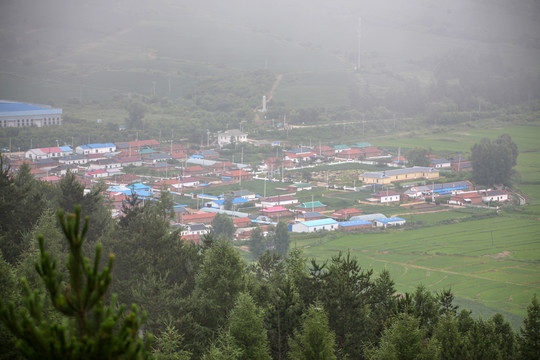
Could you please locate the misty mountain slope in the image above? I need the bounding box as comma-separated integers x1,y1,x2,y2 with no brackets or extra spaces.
0,0,538,108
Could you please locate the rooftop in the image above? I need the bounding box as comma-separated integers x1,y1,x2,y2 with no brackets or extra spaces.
375,217,406,223
78,143,116,149
219,129,246,136
262,206,289,212
350,213,387,222
361,166,437,179
296,201,326,209
339,219,372,227
0,100,62,116
300,218,338,227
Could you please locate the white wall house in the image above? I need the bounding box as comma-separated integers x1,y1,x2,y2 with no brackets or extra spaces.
260,195,299,208
76,143,116,155
373,217,406,228
290,218,338,233
181,224,210,237
431,159,451,168
217,129,247,147
25,146,73,160
59,154,87,165
372,190,400,203
482,190,510,202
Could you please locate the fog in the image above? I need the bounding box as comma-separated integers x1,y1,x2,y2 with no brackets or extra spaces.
0,0,539,104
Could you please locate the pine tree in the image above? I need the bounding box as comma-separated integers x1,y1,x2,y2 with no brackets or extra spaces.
0,206,152,359
211,213,235,241
273,221,290,257
228,292,271,360
365,313,439,360
152,323,192,360
518,295,540,359
202,329,243,360
249,227,267,259
288,303,337,360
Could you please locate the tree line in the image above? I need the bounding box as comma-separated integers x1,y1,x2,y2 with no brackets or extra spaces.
0,159,538,359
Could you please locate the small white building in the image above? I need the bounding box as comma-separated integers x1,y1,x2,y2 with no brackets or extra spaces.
482,190,510,203
290,218,338,233
217,129,247,147
260,195,299,208
181,224,210,237
372,190,401,203
430,158,451,169
88,159,122,171
76,143,116,155
85,169,109,178
373,217,406,228
59,154,87,165
25,146,73,160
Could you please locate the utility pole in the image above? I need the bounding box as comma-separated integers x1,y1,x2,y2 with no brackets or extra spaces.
362,120,365,137
326,170,329,190
241,146,244,164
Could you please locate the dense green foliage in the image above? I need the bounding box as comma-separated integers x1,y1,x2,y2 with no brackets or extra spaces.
471,134,519,186
0,173,539,359
406,148,431,167
0,207,151,359
210,213,235,241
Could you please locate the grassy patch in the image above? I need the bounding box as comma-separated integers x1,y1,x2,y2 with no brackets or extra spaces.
291,213,540,320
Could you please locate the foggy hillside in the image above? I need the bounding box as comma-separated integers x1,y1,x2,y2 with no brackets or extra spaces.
0,0,539,105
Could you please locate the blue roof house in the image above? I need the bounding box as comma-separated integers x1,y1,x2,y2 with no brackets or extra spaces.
290,218,338,233
373,217,406,228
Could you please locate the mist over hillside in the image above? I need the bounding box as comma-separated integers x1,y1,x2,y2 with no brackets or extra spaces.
1,0,539,106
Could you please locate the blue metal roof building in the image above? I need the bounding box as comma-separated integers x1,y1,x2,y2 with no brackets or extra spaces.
290,218,338,233
373,217,406,228
338,219,372,228
0,100,63,128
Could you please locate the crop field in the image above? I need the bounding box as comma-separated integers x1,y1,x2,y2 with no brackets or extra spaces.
292,214,540,328
287,123,540,328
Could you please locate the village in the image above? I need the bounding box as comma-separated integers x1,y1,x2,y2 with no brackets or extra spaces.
2,127,512,244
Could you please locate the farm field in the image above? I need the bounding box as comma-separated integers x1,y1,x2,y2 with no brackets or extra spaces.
287,123,540,328
291,214,540,328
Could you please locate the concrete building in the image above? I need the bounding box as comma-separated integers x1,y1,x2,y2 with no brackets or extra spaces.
289,218,339,233
338,219,372,231
373,217,406,228
217,129,247,147
76,143,116,155
0,100,62,128
371,190,401,203
260,195,299,208
359,166,439,185
25,146,73,160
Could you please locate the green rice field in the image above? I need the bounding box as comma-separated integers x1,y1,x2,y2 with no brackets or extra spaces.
292,214,540,328
290,124,540,328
